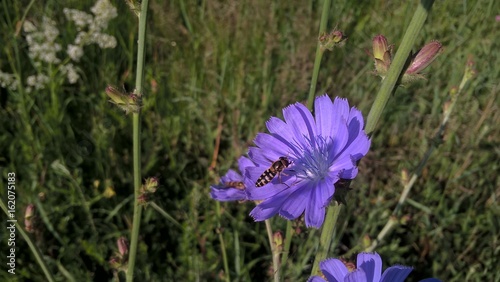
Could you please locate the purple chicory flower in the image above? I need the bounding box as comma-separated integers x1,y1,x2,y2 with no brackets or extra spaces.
308,253,441,282
210,156,254,201
245,95,370,228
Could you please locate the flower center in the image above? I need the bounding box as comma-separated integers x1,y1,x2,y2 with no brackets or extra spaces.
293,137,333,182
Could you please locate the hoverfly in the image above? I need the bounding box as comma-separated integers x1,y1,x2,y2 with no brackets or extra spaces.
224,181,245,190
255,156,291,187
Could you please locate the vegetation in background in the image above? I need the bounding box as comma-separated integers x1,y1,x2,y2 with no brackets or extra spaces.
0,0,498,281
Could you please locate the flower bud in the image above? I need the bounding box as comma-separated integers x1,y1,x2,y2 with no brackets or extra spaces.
371,35,393,78
273,231,283,252
464,55,477,81
319,29,347,51
400,215,411,225
406,41,443,74
401,169,409,186
444,86,459,100
117,237,129,257
330,30,346,44
362,234,371,248
125,0,141,17
109,257,121,269
143,177,159,193
138,193,149,205
372,35,389,61
103,186,116,198
339,258,356,272
24,204,36,233
105,85,141,114
38,192,46,202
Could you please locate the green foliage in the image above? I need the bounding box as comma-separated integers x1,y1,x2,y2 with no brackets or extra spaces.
1,0,499,281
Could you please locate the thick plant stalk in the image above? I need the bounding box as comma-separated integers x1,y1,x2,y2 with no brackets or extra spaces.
365,0,435,135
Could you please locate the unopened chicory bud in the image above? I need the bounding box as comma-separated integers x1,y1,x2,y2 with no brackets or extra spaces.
406,41,443,74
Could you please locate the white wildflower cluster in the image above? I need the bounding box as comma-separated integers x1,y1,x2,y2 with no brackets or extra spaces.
91,0,118,29
0,0,117,91
64,0,118,62
67,44,84,62
60,64,80,84
24,17,62,64
26,74,50,93
62,9,93,29
0,71,19,91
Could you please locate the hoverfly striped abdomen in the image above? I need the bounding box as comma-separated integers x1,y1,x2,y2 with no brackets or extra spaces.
255,156,291,187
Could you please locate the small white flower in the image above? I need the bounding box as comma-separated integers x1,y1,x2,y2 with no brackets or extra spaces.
25,16,61,64
61,64,80,84
91,0,118,28
67,44,84,62
63,8,92,29
92,33,117,49
23,20,36,32
42,17,60,42
65,0,118,57
26,75,37,86
0,71,19,90
26,74,49,90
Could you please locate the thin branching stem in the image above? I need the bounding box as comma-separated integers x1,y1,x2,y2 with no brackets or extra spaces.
126,0,149,281
279,220,293,282
150,202,183,230
311,202,341,276
307,0,349,276
0,201,55,281
265,219,281,282
306,0,331,109
215,201,231,282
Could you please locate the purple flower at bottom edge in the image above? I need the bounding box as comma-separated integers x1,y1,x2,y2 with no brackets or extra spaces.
210,156,254,201
245,95,371,228
308,253,441,282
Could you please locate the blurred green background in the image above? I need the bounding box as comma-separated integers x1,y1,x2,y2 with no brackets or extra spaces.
0,0,499,281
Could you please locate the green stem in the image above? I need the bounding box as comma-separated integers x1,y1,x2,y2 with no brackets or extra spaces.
311,202,342,276
265,219,280,282
365,0,435,135
365,60,472,252
150,202,183,230
0,201,55,281
215,201,231,282
126,1,149,281
279,220,293,282
306,0,331,109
